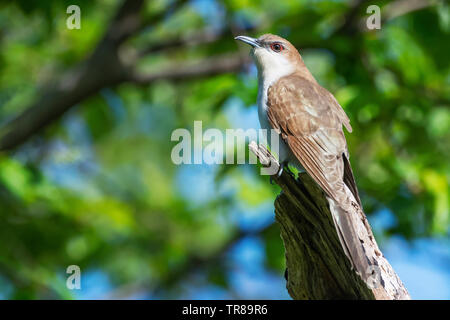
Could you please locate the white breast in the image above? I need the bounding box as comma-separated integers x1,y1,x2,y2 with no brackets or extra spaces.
254,57,305,171
256,56,294,127
255,54,296,164
257,80,271,132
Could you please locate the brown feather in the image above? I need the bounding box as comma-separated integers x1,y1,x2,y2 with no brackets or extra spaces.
266,73,371,277
266,75,349,205
343,154,362,207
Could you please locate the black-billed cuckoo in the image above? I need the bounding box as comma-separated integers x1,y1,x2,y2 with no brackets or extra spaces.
235,34,375,281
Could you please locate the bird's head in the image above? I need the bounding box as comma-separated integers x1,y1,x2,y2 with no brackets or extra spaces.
235,34,304,81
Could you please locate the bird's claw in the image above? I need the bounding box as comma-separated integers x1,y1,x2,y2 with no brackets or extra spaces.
270,162,287,184
277,162,285,178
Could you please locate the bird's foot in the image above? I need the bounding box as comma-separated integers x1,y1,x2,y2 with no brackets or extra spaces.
270,161,289,184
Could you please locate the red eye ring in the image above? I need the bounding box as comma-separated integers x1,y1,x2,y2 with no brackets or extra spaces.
270,42,284,52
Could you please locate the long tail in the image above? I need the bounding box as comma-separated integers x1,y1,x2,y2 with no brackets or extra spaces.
327,195,371,280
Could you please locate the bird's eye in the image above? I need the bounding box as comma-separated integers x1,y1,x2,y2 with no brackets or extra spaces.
270,42,284,52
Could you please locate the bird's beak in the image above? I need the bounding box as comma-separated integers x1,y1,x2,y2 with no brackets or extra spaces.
234,35,261,48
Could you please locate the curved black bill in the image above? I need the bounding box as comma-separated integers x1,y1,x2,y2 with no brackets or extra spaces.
234,35,261,48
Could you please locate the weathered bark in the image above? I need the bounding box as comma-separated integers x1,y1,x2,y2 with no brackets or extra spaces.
249,142,410,300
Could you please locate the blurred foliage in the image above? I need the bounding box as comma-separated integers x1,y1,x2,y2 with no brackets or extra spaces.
0,0,448,299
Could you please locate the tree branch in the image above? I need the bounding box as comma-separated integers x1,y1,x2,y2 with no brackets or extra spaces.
249,141,411,300
129,54,249,85
0,0,435,152
0,0,149,151
0,0,188,152
136,21,259,57
356,0,436,31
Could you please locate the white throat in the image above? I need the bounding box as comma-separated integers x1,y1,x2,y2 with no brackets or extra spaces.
255,54,294,129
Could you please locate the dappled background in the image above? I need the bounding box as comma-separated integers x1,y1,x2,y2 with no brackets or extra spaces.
0,0,449,299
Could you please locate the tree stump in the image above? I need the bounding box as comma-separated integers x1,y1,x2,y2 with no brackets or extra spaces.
249,141,410,300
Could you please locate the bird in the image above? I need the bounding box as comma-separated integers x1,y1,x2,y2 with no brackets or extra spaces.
235,34,375,282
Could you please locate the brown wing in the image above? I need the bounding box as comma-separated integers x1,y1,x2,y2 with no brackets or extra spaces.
267,75,374,277
267,75,352,205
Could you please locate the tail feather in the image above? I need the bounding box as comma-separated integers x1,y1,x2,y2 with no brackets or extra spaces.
342,154,362,207
327,196,371,280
